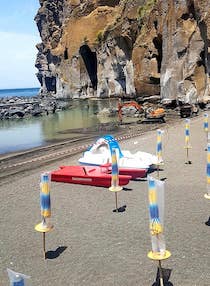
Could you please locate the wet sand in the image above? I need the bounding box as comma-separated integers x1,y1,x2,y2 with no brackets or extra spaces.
0,112,210,285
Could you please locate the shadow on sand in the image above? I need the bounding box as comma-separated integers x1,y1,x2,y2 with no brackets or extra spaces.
152,268,174,286
123,187,133,191
46,246,67,259
185,160,192,165
133,178,147,182
113,205,127,213
205,216,210,226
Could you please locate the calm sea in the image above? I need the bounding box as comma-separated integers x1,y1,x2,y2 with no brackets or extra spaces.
0,87,39,98
0,88,118,155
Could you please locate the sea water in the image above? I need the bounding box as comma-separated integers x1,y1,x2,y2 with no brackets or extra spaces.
0,89,118,155
0,87,39,98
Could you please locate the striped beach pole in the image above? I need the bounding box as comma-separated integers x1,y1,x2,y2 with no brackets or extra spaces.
109,148,122,212
147,176,171,286
204,144,210,199
7,268,30,286
40,172,51,218
184,118,192,164
204,113,208,149
156,129,163,178
35,172,53,259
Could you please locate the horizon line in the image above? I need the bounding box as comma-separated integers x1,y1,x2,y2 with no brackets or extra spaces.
0,87,40,91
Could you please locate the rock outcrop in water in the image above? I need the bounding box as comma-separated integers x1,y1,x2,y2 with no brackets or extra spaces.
0,97,70,120
35,0,210,105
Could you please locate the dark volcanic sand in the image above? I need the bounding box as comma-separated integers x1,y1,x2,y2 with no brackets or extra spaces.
0,112,210,285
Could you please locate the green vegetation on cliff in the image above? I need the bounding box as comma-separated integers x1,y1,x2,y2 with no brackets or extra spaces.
138,0,157,20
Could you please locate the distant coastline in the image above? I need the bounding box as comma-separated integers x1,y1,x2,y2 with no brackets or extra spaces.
0,87,40,98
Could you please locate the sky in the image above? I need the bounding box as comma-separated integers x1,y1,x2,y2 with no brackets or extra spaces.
0,1,41,89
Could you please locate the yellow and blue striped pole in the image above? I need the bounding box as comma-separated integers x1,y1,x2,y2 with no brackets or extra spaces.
40,172,51,219
148,177,163,237
147,176,166,254
156,129,163,178
204,144,210,199
185,118,190,147
204,113,208,148
147,176,171,286
109,148,122,212
35,172,53,259
7,269,30,286
184,118,192,164
204,113,208,132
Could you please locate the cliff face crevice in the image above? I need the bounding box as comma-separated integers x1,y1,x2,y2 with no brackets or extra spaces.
35,0,210,104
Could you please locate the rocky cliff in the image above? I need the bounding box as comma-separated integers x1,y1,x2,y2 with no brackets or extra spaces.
35,0,210,105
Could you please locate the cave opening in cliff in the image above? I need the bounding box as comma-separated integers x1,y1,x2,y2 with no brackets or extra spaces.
198,21,209,76
177,47,187,58
199,50,205,64
152,34,162,73
149,77,160,84
46,51,60,65
181,13,190,20
45,76,56,93
153,20,158,30
186,1,196,19
116,36,133,60
79,45,98,90
64,48,68,60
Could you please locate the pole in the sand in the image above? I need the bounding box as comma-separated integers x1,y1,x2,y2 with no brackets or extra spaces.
204,113,209,149
184,118,192,164
204,144,210,200
35,172,53,259
156,129,164,179
118,98,122,124
147,176,171,286
109,148,122,212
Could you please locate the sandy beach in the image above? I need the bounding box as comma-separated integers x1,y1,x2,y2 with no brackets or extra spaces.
0,112,210,285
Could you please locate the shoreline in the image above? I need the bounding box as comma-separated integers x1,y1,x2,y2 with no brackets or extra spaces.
0,109,183,183
0,101,206,185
